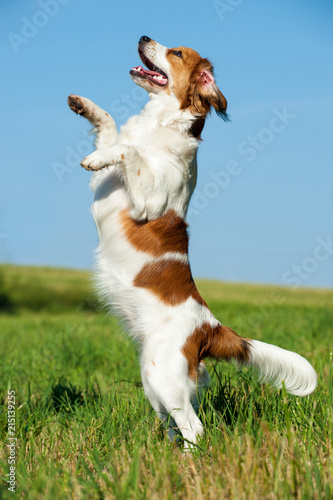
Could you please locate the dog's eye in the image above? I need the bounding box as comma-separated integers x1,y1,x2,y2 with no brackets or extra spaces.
172,50,183,58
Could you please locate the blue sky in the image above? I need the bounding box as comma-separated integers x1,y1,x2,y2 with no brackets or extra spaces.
1,0,332,288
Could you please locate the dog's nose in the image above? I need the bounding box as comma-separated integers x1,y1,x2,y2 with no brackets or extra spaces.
139,35,151,44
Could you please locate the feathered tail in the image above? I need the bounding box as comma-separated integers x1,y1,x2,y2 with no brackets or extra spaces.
247,339,317,396
191,323,317,396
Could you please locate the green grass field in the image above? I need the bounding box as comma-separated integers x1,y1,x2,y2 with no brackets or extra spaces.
0,264,332,499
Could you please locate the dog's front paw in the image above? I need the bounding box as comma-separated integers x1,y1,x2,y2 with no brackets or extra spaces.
81,150,114,172
68,95,88,116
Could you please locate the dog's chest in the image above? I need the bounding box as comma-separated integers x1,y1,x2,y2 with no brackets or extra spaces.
119,118,197,171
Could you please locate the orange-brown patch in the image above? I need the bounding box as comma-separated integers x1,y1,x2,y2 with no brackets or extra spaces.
120,209,189,257
166,47,227,135
121,154,125,160
182,323,250,378
137,169,141,176
134,260,207,307
166,47,204,111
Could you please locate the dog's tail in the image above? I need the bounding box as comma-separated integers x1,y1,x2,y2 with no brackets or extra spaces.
184,323,317,396
246,337,317,396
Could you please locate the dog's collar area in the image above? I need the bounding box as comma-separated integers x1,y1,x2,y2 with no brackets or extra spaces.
130,49,168,87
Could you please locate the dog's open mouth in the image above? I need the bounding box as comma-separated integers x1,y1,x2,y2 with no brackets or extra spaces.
130,49,168,87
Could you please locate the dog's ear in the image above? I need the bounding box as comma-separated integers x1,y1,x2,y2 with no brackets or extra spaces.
191,62,228,121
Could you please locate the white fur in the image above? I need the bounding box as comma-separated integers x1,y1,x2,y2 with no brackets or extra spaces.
89,93,198,221
69,37,317,449
248,340,317,396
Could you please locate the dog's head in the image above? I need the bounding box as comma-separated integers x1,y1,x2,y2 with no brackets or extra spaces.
130,36,228,129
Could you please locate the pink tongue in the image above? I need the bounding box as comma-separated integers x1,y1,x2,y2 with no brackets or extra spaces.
134,66,161,77
145,69,162,77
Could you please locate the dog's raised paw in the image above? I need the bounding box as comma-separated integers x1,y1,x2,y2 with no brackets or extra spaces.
81,151,112,172
81,158,99,171
68,95,86,115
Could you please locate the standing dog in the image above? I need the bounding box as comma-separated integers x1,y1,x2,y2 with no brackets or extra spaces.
68,36,317,448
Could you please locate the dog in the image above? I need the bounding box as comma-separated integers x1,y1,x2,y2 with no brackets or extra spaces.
68,36,317,448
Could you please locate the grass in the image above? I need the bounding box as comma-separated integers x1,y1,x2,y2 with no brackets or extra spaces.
0,263,332,499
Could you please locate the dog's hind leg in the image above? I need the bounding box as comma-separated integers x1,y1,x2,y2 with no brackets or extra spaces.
141,350,204,449
150,384,203,449
141,371,180,443
68,95,117,149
